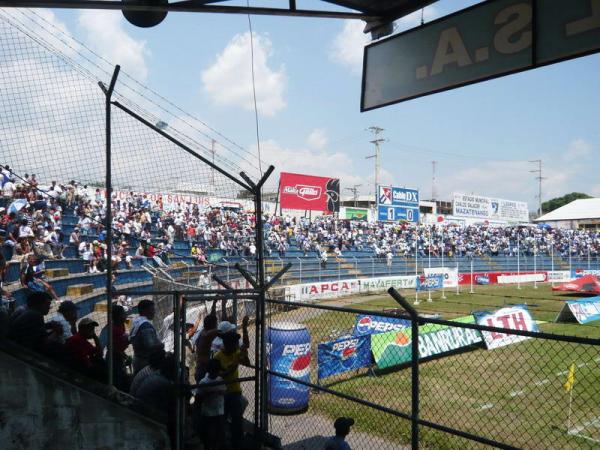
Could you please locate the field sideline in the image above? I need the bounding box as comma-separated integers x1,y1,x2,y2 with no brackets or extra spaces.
274,283,600,449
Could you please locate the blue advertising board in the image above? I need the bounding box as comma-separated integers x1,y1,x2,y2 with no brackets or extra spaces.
377,185,419,222
556,297,600,325
353,314,411,336
416,274,445,292
317,335,372,380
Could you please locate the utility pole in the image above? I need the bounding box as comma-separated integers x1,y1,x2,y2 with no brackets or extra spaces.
345,185,362,207
366,126,385,199
529,159,544,217
210,139,216,189
431,160,437,200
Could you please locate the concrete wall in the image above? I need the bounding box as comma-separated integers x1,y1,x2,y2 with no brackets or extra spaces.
0,345,170,450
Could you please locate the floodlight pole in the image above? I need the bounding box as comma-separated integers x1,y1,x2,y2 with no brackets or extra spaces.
99,64,120,388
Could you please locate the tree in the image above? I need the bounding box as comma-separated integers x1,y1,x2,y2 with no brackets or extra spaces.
541,192,592,214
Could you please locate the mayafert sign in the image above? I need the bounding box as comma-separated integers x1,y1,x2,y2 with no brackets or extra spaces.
371,316,483,369
473,305,538,350
362,0,600,110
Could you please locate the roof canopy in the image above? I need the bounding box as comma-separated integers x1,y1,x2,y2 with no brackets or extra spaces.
0,0,439,22
535,199,600,222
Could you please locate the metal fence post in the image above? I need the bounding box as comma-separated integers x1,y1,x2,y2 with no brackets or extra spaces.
371,256,375,277
388,288,419,450
173,292,182,450
298,257,302,284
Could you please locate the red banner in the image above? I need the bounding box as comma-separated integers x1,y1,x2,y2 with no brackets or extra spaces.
279,172,339,212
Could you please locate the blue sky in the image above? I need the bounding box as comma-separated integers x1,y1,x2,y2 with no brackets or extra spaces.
5,1,600,209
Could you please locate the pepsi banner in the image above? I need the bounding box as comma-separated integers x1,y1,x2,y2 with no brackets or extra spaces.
353,314,410,337
317,335,372,380
279,172,340,212
377,185,419,223
416,274,444,292
473,305,539,350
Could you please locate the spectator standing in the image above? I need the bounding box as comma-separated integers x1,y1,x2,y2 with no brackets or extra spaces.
65,318,105,381
99,304,131,392
214,316,250,449
130,299,163,373
196,358,225,450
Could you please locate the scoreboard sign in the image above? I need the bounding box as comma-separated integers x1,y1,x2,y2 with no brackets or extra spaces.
362,0,600,110
377,185,419,222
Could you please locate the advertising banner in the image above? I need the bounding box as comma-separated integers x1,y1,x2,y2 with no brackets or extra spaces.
352,314,411,337
286,280,359,302
556,297,600,325
424,267,459,288
453,193,529,223
547,271,573,282
497,273,547,284
359,275,417,293
279,172,340,212
344,207,368,221
473,306,539,350
377,185,419,223
362,0,600,110
371,316,482,369
572,269,600,278
317,335,372,379
459,271,548,286
416,274,445,291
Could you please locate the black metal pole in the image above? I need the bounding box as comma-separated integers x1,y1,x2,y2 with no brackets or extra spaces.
100,65,120,387
388,287,419,450
173,292,182,450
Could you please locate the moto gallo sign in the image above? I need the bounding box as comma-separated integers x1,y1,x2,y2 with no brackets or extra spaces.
371,316,483,369
473,306,539,350
279,172,340,212
362,0,600,110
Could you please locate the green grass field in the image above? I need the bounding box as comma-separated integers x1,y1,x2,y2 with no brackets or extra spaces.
274,283,600,449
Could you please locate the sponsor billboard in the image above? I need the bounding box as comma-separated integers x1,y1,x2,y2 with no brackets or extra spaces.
453,193,529,222
352,314,411,337
359,275,417,293
424,267,459,288
416,274,445,292
473,306,539,350
286,280,359,302
279,172,340,212
556,297,600,325
371,316,483,369
344,207,368,221
459,271,547,286
377,185,419,222
362,0,600,110
317,335,372,379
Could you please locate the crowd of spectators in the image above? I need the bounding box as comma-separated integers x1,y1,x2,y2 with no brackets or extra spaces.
2,164,600,281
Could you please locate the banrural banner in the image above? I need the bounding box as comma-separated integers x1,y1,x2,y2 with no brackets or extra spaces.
473,306,539,350
317,335,372,380
416,274,444,291
424,267,459,288
556,297,600,325
371,316,483,369
352,314,411,337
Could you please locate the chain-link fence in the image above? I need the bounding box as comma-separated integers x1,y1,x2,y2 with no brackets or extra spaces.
264,288,600,449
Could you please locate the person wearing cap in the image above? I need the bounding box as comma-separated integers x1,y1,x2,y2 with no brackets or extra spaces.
213,315,250,449
65,317,104,380
47,300,78,344
324,417,355,450
130,299,162,373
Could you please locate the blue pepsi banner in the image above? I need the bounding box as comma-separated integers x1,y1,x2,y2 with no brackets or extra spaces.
416,274,444,292
353,314,411,336
377,185,419,223
317,335,372,380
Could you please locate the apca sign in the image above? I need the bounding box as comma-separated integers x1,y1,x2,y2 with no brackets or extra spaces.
473,306,538,350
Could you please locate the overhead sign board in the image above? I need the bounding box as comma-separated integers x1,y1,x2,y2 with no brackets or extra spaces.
377,185,419,222
453,193,529,222
279,172,340,212
362,0,600,110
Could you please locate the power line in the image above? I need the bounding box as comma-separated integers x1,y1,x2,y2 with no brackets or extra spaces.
529,159,545,217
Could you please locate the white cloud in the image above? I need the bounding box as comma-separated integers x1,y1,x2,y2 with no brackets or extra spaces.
245,139,363,191
78,11,150,81
329,7,438,74
307,129,328,150
564,138,592,161
201,32,286,117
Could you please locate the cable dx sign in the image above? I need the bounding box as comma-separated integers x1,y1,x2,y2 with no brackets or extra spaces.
362,0,600,110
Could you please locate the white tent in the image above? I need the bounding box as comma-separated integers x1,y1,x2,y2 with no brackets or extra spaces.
535,198,600,228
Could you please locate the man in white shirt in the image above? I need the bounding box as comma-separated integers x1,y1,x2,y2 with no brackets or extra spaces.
2,178,16,198
47,300,78,344
196,358,226,450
